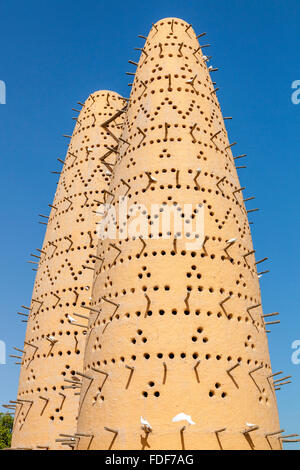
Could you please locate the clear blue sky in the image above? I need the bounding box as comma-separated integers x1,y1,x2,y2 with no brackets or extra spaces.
1,0,299,448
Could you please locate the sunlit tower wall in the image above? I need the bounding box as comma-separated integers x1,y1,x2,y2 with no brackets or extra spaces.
11,91,125,450
76,18,281,450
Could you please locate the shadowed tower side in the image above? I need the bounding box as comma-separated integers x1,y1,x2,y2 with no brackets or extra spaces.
11,91,125,450
76,18,281,450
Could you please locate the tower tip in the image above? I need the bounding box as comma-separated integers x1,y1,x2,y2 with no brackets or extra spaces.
84,90,124,106
152,17,191,27
146,18,197,43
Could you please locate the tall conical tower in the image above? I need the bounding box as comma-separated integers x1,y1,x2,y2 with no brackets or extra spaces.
76,18,281,450
11,90,125,450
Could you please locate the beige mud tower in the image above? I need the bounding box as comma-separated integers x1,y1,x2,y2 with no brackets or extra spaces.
76,18,281,450
11,91,125,450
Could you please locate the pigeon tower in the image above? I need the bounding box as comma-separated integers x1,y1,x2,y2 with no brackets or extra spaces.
75,19,281,450
11,91,126,450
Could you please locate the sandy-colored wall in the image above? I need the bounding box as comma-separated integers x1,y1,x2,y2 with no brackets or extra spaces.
11,91,125,449
76,18,281,450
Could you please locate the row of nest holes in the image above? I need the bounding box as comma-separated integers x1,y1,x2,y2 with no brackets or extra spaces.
100,253,254,274
87,354,267,367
